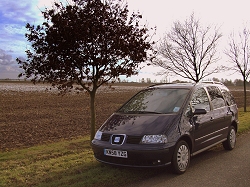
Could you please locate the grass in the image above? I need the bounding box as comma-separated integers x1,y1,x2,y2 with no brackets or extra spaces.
1,107,250,187
238,107,250,133
0,137,159,187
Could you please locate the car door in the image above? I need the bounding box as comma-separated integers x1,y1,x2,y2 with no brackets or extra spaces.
206,86,232,141
189,87,215,152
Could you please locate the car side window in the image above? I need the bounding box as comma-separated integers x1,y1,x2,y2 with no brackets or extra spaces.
206,86,226,109
221,89,236,106
190,88,211,112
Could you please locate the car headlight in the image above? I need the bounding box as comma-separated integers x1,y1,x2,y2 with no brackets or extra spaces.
141,135,168,144
94,130,103,140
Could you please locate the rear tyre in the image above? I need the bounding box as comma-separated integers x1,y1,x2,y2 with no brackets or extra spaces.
171,140,190,174
223,126,236,150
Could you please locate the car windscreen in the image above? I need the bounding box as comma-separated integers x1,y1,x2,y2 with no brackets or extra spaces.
118,88,190,114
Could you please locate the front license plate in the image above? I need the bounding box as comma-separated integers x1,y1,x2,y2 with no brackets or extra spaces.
104,149,128,158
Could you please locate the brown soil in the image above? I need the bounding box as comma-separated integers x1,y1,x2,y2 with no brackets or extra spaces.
0,88,138,151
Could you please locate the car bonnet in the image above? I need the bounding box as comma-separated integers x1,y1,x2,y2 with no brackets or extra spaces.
99,113,180,135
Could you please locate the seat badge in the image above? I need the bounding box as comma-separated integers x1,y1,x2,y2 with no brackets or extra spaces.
111,134,126,145
114,137,120,143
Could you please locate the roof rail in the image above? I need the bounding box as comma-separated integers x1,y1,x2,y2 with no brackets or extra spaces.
199,81,224,85
147,83,173,87
148,82,195,88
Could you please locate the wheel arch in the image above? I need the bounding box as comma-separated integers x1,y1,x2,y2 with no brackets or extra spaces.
178,135,193,153
231,120,238,132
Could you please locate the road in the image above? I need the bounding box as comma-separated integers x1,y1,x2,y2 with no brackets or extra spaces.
129,132,250,187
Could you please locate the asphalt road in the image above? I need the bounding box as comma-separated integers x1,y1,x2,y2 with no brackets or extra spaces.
129,132,250,187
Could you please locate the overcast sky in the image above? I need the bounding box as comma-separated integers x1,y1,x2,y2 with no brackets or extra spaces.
0,0,249,81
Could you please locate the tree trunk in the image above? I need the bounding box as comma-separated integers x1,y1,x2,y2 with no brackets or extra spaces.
243,78,247,112
90,90,96,141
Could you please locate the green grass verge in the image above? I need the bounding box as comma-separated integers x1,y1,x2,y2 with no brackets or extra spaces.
0,137,158,187
1,107,250,187
238,107,250,133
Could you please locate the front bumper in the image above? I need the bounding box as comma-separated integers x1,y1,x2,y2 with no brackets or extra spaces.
91,139,175,167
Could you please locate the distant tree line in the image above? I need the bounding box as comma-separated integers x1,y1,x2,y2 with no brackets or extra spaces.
135,77,250,87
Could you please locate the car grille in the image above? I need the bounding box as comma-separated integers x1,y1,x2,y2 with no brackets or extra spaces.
126,136,142,144
101,133,111,141
101,133,142,144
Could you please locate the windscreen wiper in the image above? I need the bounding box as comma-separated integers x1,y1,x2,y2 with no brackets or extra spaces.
123,111,163,114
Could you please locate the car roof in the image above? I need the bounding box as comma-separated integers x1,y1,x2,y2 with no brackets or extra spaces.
148,81,228,90
149,83,195,89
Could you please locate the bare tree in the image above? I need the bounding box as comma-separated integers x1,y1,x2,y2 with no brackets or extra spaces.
152,14,222,83
225,28,250,112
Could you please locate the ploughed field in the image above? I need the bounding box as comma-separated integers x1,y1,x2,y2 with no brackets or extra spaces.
0,82,249,151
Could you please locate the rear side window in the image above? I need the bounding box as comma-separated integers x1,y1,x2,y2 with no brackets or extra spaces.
221,89,236,106
206,86,226,109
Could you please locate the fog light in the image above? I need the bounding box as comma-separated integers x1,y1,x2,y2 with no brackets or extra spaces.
153,160,161,165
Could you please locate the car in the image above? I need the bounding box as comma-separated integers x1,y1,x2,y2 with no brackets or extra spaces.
91,82,239,174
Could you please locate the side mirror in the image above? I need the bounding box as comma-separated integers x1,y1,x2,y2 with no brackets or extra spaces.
193,108,207,115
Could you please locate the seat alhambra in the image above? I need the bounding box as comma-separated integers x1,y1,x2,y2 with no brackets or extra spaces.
91,82,238,174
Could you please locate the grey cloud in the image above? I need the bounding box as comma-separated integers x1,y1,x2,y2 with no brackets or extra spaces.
0,49,15,65
0,49,21,78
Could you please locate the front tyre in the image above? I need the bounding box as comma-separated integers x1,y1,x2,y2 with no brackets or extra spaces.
223,126,236,150
171,140,190,174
